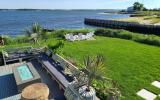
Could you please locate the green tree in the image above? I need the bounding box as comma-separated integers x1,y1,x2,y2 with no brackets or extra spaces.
133,2,144,11
48,41,64,54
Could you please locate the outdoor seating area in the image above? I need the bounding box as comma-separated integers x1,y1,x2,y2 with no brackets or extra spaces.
2,46,34,65
38,48,99,100
0,46,99,100
0,59,66,100
65,32,94,41
38,48,82,90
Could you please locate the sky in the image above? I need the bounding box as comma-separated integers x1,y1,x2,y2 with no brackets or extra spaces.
0,0,159,9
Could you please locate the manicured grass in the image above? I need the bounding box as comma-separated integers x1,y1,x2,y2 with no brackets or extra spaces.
1,35,160,99
57,36,160,100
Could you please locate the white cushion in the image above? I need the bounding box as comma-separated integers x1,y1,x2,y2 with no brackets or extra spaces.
52,54,59,61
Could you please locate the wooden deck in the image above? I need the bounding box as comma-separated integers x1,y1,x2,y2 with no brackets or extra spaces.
0,63,23,76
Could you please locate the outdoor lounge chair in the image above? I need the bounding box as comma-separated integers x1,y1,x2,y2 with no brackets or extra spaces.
74,35,79,41
69,34,76,41
65,34,71,40
78,33,84,40
38,52,74,90
2,47,34,65
52,54,59,62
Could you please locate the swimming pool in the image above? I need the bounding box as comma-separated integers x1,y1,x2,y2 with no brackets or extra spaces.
17,65,33,81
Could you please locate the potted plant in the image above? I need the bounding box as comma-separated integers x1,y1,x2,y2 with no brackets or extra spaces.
81,54,121,100
80,54,106,99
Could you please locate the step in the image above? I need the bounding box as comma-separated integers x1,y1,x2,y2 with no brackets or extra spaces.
137,89,157,100
152,81,160,89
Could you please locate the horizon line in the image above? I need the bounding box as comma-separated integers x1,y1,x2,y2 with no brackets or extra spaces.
0,8,124,10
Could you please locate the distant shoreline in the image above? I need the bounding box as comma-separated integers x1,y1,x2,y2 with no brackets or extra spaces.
0,9,121,11
115,12,160,25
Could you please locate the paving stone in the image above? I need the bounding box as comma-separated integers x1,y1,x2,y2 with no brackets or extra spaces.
152,81,160,89
137,89,157,100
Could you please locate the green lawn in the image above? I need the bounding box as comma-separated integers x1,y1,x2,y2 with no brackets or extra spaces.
1,36,160,99
57,36,160,100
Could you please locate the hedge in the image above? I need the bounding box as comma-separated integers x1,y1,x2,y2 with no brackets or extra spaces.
95,28,160,46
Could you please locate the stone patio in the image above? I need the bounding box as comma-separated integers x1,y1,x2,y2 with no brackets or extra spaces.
152,81,160,89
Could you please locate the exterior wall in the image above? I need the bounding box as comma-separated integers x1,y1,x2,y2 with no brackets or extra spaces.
127,6,134,12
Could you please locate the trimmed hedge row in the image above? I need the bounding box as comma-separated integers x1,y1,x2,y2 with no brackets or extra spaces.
95,28,160,46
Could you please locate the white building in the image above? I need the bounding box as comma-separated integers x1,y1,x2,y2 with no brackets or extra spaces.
127,6,134,12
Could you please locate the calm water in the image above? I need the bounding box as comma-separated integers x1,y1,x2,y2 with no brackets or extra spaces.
0,10,129,36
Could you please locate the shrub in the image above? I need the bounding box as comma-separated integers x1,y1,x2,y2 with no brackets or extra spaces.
13,36,29,43
93,80,121,100
132,34,160,46
95,28,160,46
2,36,13,45
48,41,64,53
116,30,133,39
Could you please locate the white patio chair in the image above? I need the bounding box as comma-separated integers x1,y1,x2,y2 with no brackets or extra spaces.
74,35,79,41
79,33,86,40
65,34,71,40
69,34,76,41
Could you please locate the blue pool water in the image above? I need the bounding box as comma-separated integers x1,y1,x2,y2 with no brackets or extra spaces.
17,65,33,81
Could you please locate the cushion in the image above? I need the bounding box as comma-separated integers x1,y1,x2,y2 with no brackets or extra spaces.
59,60,67,69
52,54,59,62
